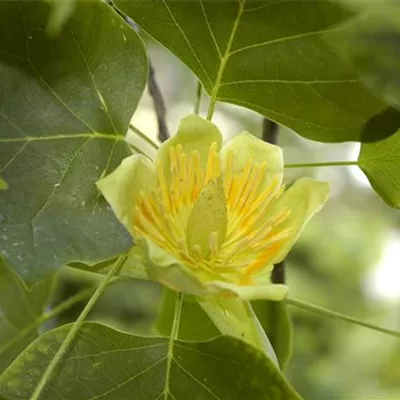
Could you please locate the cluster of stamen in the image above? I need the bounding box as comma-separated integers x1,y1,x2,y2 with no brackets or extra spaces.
134,143,292,285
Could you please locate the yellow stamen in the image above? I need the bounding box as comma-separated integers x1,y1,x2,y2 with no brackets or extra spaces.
240,240,284,283
134,142,291,285
157,163,171,212
224,150,234,198
229,158,252,211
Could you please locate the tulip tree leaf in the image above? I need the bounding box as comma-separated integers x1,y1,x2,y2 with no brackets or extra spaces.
0,322,302,400
327,2,400,112
116,0,398,143
0,257,54,374
359,129,400,208
252,300,293,370
0,0,147,283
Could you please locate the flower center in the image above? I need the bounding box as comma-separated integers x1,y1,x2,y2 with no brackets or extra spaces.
134,143,291,284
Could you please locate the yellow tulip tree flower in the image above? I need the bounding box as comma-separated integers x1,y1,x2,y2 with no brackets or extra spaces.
97,115,329,301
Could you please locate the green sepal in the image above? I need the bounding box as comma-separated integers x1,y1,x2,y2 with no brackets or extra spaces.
197,296,279,366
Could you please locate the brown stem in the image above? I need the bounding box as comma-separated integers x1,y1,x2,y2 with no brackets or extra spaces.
148,63,170,142
262,118,279,144
106,0,169,142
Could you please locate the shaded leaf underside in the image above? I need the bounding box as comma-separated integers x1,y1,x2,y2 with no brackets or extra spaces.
0,0,147,282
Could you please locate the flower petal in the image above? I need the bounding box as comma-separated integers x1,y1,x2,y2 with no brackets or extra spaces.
155,114,223,185
267,177,330,264
206,281,288,301
221,131,284,192
96,154,157,234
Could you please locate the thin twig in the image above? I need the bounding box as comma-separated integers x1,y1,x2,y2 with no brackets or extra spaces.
287,298,400,339
129,123,159,150
106,0,139,32
194,81,202,115
148,62,170,142
262,118,285,284
106,0,169,142
262,118,279,144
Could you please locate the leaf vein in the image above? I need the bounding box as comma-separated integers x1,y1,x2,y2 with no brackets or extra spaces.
219,97,348,131
28,62,98,134
0,141,28,173
161,0,213,87
307,81,366,123
174,342,263,374
199,0,222,59
69,27,118,134
0,133,124,143
172,359,221,400
30,137,92,226
229,28,336,56
220,78,359,86
243,0,292,13
86,356,167,400
207,0,246,118
28,342,167,366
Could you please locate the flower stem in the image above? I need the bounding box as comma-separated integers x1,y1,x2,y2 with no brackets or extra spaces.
284,161,359,169
129,124,159,149
148,62,170,142
171,292,183,340
286,298,400,339
29,254,128,400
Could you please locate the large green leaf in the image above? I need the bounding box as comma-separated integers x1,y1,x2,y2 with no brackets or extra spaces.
0,0,147,283
252,300,293,370
328,2,400,112
0,257,54,374
0,322,302,400
359,129,400,208
117,0,397,142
